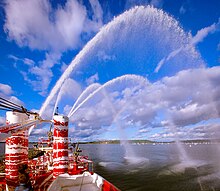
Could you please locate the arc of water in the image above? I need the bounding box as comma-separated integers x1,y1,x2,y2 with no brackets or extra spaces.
110,89,143,158
39,5,129,117
53,87,63,115
109,95,135,158
155,47,184,73
90,76,148,160
68,74,148,118
39,5,193,119
169,121,191,163
100,79,150,162
155,19,217,73
68,83,101,117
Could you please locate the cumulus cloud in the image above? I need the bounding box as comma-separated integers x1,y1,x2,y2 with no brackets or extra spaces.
97,51,116,62
20,52,61,96
60,63,69,73
31,67,220,141
8,55,35,67
0,83,23,106
192,18,220,45
149,122,219,141
0,83,13,96
29,125,53,141
86,73,99,85
66,76,148,140
4,0,103,51
71,96,114,128
30,127,48,136
4,0,103,95
68,67,220,141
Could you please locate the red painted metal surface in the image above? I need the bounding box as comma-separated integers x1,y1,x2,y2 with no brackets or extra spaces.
1,112,120,191
53,115,69,178
5,112,29,189
103,179,120,191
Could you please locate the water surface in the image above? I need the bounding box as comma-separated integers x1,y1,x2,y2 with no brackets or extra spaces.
1,143,220,190
80,144,220,191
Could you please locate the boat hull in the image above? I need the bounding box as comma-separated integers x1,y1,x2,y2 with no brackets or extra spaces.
48,171,120,191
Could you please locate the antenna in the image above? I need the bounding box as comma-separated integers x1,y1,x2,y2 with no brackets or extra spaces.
54,107,59,115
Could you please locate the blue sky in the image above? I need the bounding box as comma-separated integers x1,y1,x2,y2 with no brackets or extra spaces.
0,0,220,142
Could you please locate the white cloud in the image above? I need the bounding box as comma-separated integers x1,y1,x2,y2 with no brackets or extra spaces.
97,51,116,62
192,18,220,45
9,54,35,67
4,0,54,50
4,0,103,52
179,5,186,14
63,105,72,116
149,122,220,141
150,0,164,8
24,53,61,95
68,83,101,117
0,83,13,96
0,83,23,106
57,78,82,102
53,78,82,117
12,52,61,96
60,62,68,73
160,67,220,126
37,78,82,119
31,128,48,136
29,125,52,140
86,73,99,85
155,18,220,72
139,128,149,133
8,55,19,62
87,0,103,31
4,0,103,95
23,58,35,66
68,67,220,140
125,0,164,9
170,103,216,127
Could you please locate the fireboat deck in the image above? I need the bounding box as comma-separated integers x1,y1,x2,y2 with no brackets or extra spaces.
48,172,103,191
0,98,120,190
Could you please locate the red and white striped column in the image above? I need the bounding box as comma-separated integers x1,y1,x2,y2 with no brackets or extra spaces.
53,115,69,178
5,111,29,186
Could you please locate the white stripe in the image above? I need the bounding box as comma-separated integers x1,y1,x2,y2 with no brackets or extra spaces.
5,148,28,154
53,157,68,162
53,149,68,152
53,137,68,141
54,165,69,169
